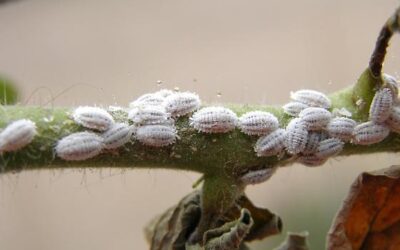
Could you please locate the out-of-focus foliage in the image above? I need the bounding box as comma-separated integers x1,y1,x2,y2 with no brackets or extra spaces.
0,76,18,105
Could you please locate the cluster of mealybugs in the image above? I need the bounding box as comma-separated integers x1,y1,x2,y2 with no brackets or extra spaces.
0,119,37,153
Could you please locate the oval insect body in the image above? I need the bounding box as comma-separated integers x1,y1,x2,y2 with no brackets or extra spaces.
56,131,104,161
136,125,177,147
352,121,390,145
299,107,332,130
163,91,201,117
285,118,308,155
0,119,37,153
128,106,170,125
254,128,286,157
387,105,400,133
283,102,309,117
302,131,328,154
290,89,331,109
383,74,399,99
239,168,277,185
298,154,327,167
239,111,279,136
72,106,114,131
129,93,164,108
327,117,357,141
190,107,238,133
102,123,134,149
315,138,344,158
369,88,393,123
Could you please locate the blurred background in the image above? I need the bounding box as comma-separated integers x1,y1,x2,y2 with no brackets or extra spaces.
1,0,400,249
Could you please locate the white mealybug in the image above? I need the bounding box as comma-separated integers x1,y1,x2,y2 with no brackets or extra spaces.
327,117,357,142
387,105,400,133
254,128,286,157
163,92,201,117
299,107,332,130
298,154,327,167
0,119,37,153
352,121,390,145
302,131,328,154
72,106,114,131
239,168,277,185
190,107,238,133
283,102,309,117
56,131,104,161
128,106,170,125
315,138,344,158
290,89,331,109
369,88,393,123
383,74,399,100
285,118,308,155
136,125,177,147
239,111,279,136
129,93,164,108
102,123,134,149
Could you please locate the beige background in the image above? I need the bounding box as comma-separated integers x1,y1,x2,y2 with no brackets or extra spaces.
1,0,400,249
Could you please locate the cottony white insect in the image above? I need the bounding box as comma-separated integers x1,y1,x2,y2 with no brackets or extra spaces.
0,119,37,153
163,92,201,117
128,106,170,125
383,74,399,99
129,93,164,108
302,131,328,154
136,125,177,147
387,105,400,133
102,123,134,149
190,107,238,133
299,107,332,130
239,168,277,185
290,89,331,109
369,88,393,123
239,111,279,136
282,102,309,117
254,128,286,157
285,118,308,155
315,138,344,158
72,106,114,131
352,121,390,145
56,131,104,161
297,154,327,167
327,117,357,141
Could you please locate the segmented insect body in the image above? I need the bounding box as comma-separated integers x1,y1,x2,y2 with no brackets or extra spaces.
129,93,164,108
302,131,328,154
352,121,390,145
369,88,393,123
290,89,331,109
283,102,309,117
136,125,177,147
163,92,201,117
0,119,37,153
315,138,344,158
190,107,238,133
298,154,327,167
239,111,279,135
299,107,332,130
254,128,286,157
128,106,170,125
285,118,308,155
327,117,357,141
239,168,277,185
102,123,134,149
387,105,400,133
383,74,399,99
72,106,114,131
56,132,104,161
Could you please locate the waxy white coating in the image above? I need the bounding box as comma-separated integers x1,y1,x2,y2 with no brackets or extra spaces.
283,102,309,117
163,92,200,117
302,131,328,154
327,117,357,141
72,106,114,131
315,138,344,158
239,168,277,185
0,119,37,153
285,118,308,155
387,105,400,133
190,107,238,133
136,125,177,147
299,107,332,130
369,88,393,123
102,123,134,149
298,154,327,167
290,89,331,109
129,93,164,108
254,128,286,157
56,131,104,161
239,111,279,136
128,106,170,125
352,121,390,145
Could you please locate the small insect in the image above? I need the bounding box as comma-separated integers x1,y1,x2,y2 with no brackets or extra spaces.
290,89,331,109
297,154,327,167
387,105,400,133
239,168,277,185
102,123,134,149
55,131,104,161
352,121,390,145
369,88,393,123
190,107,238,133
285,118,308,155
72,106,114,131
128,106,170,125
383,74,399,100
136,125,177,147
302,131,328,154
129,93,165,108
163,91,201,117
0,119,37,153
327,117,357,141
282,102,309,117
238,111,279,136
254,128,286,157
299,107,332,130
315,138,344,158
